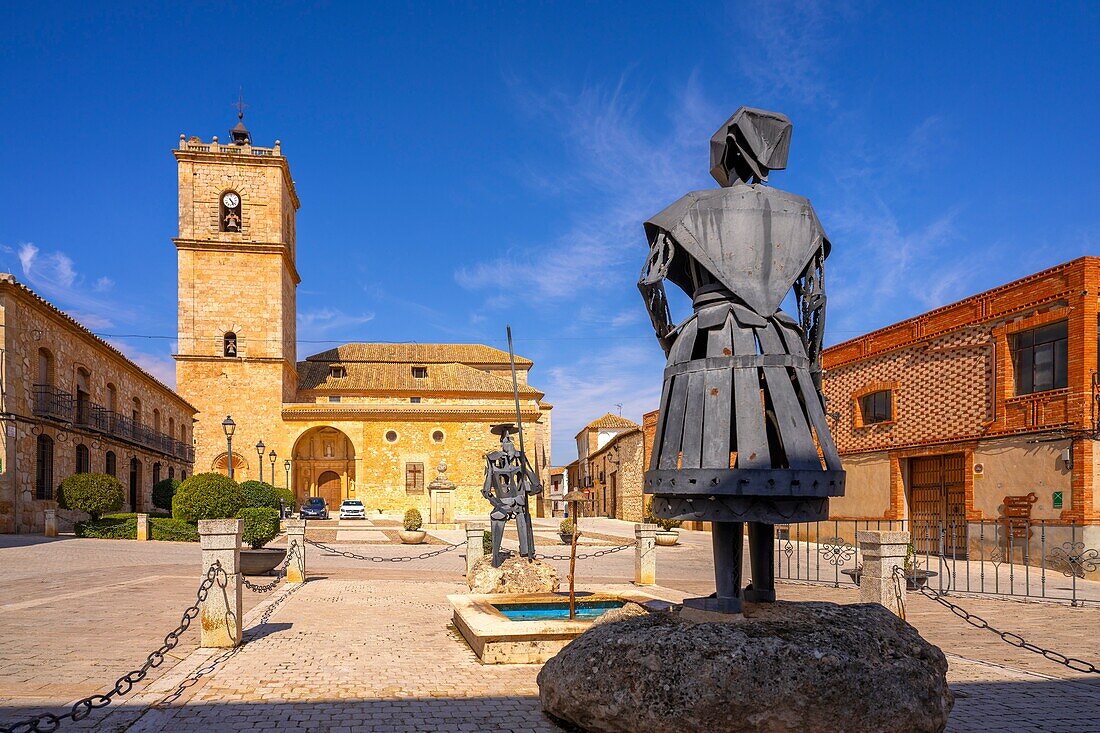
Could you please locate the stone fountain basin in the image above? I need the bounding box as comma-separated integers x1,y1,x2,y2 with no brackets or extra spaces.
448,589,674,664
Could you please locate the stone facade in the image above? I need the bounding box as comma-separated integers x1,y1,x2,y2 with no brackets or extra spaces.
568,414,644,522
0,275,196,533
821,257,1099,527
173,132,552,518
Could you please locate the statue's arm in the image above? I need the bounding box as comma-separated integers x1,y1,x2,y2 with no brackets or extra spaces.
638,231,677,357
521,454,544,495
794,237,829,394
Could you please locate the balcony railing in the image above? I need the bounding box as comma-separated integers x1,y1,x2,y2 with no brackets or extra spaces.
32,384,193,462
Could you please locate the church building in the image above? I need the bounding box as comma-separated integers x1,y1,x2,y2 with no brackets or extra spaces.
173,120,551,518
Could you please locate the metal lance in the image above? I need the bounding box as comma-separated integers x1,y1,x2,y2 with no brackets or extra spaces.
506,325,533,472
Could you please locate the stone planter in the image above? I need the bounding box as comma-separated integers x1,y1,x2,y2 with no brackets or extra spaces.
559,533,574,545
842,568,938,590
399,529,427,544
240,547,287,576
655,530,679,547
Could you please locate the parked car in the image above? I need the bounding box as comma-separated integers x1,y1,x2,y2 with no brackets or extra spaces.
339,499,366,520
299,497,329,520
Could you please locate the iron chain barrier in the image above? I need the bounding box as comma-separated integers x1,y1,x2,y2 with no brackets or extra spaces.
0,562,227,733
305,537,462,563
892,566,1099,675
241,541,300,593
534,543,635,561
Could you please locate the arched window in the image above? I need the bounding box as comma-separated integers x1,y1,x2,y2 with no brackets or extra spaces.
153,409,161,434
132,397,142,426
36,348,54,386
168,417,175,440
106,383,118,412
223,332,238,358
75,368,91,425
35,435,54,500
76,443,90,473
105,451,116,477
168,466,175,481
181,470,187,480
153,462,161,485
219,190,242,232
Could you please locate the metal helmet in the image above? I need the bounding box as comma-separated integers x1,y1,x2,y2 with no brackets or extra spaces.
710,107,792,186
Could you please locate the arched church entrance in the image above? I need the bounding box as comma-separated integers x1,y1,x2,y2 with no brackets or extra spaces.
292,427,356,508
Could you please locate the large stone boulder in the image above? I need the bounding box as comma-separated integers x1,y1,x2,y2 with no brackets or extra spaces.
467,555,560,594
538,601,953,733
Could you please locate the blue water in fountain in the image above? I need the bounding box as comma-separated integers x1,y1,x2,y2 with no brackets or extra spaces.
492,599,626,622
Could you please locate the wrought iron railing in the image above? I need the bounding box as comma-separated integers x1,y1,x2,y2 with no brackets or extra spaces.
31,384,193,462
775,518,1100,607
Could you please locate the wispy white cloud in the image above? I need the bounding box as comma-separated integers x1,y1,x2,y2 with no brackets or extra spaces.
297,308,376,336
93,276,114,293
106,339,177,388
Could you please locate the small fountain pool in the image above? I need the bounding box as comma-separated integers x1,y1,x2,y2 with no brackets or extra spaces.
492,599,625,622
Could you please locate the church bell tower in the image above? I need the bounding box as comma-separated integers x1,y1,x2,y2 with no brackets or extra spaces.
173,112,300,479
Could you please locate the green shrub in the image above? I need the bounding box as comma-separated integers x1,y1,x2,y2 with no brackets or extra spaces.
75,516,135,539
483,530,492,555
240,480,280,509
403,507,423,531
644,499,682,532
172,473,245,523
58,473,125,520
150,517,200,542
237,507,281,549
152,479,180,512
559,518,575,535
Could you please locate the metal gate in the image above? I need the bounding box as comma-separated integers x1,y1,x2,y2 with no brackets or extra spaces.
908,454,967,556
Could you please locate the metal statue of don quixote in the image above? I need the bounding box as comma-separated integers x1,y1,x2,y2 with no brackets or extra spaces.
640,106,845,617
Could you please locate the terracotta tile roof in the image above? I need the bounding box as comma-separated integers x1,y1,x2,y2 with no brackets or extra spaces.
584,413,640,430
297,360,542,397
304,343,532,367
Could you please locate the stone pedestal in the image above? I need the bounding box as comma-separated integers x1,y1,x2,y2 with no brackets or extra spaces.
285,518,306,584
466,523,486,577
198,519,243,648
634,523,657,586
856,530,910,617
43,509,57,537
467,555,559,594
538,601,953,733
136,513,150,541
427,461,457,528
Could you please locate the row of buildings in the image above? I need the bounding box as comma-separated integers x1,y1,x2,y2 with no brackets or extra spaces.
564,257,1100,540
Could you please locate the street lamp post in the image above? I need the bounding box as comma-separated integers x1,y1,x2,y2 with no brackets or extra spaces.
256,440,266,483
222,416,236,480
269,449,277,485
284,459,291,489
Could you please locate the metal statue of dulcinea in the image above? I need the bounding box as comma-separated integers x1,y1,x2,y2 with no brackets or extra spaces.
483,423,541,567
639,107,845,616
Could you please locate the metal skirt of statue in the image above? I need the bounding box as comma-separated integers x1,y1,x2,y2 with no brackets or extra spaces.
645,285,845,614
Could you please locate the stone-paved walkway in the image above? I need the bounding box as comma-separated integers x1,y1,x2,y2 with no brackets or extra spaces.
2,532,1098,732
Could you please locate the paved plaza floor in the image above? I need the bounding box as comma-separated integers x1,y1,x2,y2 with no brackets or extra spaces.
0,521,1097,732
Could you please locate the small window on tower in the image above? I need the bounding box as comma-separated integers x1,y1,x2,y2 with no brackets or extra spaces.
412,366,428,379
223,332,238,358
220,191,242,232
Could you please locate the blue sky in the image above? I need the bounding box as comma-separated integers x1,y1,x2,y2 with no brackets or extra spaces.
2,2,1098,462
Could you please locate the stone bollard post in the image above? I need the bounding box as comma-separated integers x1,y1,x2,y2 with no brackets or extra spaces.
634,523,657,586
285,518,306,584
44,509,57,537
198,519,243,648
856,530,910,617
466,522,485,577
136,513,150,541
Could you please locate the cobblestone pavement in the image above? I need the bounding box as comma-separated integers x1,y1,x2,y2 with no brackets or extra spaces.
1,530,1097,732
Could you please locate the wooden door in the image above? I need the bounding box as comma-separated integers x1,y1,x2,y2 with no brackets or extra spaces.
908,454,967,556
316,471,342,512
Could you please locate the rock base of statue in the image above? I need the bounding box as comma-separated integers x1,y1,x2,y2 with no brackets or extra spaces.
467,555,560,594
538,601,953,733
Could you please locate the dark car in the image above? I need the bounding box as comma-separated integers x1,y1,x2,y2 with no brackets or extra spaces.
299,497,329,520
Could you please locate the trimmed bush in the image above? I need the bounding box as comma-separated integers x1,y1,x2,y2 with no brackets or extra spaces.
483,530,492,555
240,480,280,509
75,515,135,539
151,518,200,542
58,473,124,520
645,499,682,532
172,473,245,523
152,478,180,512
559,518,575,535
237,507,281,549
403,507,423,531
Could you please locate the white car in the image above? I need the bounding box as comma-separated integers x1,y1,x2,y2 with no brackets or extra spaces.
339,499,366,520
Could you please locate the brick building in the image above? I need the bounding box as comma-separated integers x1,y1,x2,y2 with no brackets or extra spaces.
0,275,196,532
567,413,645,522
173,125,551,519
822,257,1099,550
